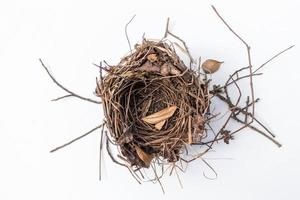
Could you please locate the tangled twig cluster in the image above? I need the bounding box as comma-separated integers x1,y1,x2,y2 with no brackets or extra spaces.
96,39,210,168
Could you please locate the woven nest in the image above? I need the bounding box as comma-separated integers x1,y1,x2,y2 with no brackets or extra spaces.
96,39,210,168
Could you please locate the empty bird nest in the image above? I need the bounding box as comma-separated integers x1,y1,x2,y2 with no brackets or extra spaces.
42,6,293,190
95,39,210,168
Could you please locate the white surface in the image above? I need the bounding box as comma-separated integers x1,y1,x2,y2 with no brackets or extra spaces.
0,0,299,199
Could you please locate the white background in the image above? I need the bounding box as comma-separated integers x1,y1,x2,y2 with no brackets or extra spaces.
0,0,299,199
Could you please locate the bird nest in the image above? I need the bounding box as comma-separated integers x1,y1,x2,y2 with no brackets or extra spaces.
43,6,290,190
96,40,210,168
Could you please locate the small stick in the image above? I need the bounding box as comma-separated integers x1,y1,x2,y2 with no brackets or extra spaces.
163,18,195,66
212,5,255,123
51,94,73,101
244,96,250,123
230,116,282,147
151,164,165,194
99,124,105,181
125,15,136,53
40,59,101,104
106,136,142,184
254,45,295,73
173,164,183,189
163,18,170,38
50,124,104,153
202,158,218,180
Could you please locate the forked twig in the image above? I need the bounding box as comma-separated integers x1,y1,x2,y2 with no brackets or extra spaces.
39,59,101,104
211,5,255,123
254,45,295,73
50,123,105,153
163,17,195,66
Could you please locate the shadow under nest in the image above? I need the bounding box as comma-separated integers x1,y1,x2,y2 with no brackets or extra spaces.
96,40,210,168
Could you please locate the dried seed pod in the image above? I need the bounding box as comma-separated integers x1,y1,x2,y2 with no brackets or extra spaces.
142,105,177,124
202,59,223,74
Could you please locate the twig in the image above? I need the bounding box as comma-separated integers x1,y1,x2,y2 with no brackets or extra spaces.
51,94,73,101
163,18,170,38
151,164,165,194
211,5,255,123
244,96,250,123
254,45,295,73
125,15,136,53
99,124,105,181
202,158,218,180
163,18,195,66
231,115,281,147
106,139,142,184
50,123,104,153
40,59,101,104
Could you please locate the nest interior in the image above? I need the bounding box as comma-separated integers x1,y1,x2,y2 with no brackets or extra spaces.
96,40,210,168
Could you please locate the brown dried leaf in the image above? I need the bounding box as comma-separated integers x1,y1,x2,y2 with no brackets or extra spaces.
160,63,170,76
137,61,160,72
154,120,166,130
142,105,177,124
135,146,153,167
170,65,181,75
120,71,134,77
160,63,181,76
147,53,158,62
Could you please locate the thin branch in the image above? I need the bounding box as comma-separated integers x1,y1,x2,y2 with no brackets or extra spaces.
39,59,101,104
125,15,136,53
254,45,295,73
151,164,165,194
244,96,250,123
211,5,255,122
99,123,105,181
202,158,218,180
163,18,170,38
163,17,195,66
50,124,104,153
106,135,142,184
231,116,282,147
51,94,73,101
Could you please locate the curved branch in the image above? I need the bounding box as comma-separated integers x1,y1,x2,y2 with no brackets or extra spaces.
39,59,101,104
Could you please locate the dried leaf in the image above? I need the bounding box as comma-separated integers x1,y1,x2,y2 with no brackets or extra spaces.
170,65,181,75
141,99,152,117
120,71,134,77
137,61,160,72
142,105,177,124
155,120,166,130
160,63,181,76
147,53,158,62
160,63,170,76
135,146,153,167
